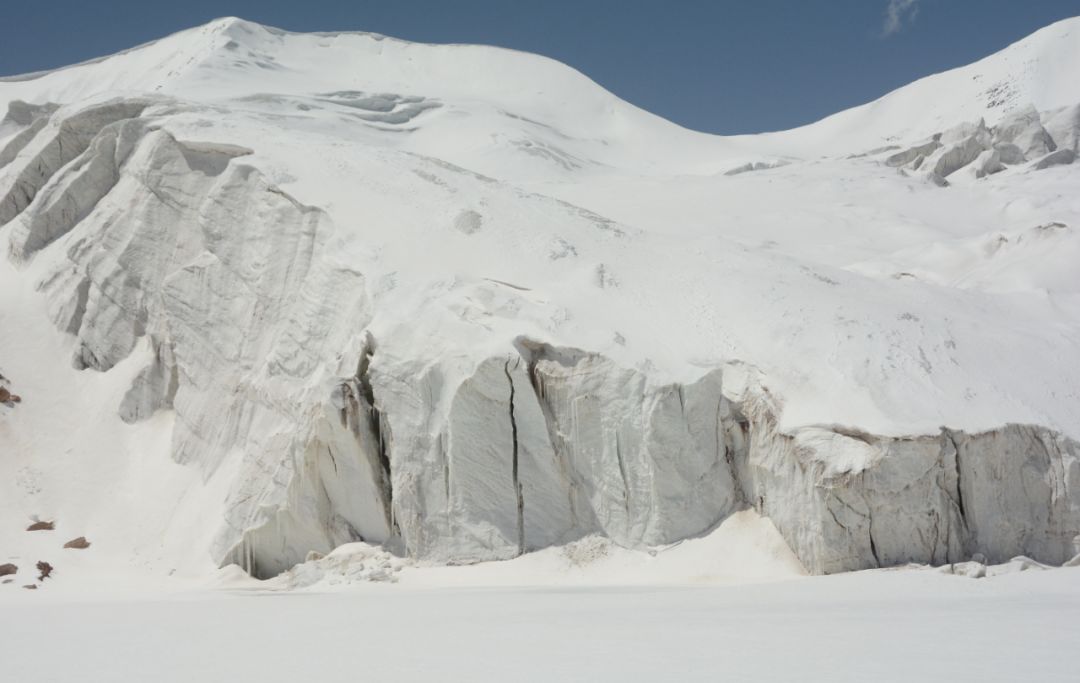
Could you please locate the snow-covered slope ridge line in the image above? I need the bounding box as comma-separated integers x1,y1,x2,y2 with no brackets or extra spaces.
0,17,1078,580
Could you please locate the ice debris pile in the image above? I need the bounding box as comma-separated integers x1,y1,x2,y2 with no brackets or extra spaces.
881,103,1078,184
275,543,405,589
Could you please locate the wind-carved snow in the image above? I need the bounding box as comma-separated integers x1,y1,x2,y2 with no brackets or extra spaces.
0,16,1078,583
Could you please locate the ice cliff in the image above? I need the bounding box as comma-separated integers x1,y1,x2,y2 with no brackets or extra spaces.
1,17,1078,578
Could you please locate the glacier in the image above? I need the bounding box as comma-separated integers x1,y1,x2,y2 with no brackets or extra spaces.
1,16,1079,582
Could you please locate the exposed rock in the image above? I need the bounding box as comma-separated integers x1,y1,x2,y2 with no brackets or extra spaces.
36,561,53,580
26,520,54,531
0,374,12,404
0,563,17,577
63,536,91,549
23,584,37,590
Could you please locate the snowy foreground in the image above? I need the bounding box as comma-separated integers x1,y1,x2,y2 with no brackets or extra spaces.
3,512,1079,680
3,567,1079,682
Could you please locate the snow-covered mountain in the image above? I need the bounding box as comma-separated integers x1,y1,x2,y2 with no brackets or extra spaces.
1,17,1078,583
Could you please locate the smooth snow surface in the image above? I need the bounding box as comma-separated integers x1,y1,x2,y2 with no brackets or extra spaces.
3,568,1079,682
1,16,1079,583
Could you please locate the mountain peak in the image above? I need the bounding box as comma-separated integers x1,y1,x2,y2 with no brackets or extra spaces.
764,14,1080,152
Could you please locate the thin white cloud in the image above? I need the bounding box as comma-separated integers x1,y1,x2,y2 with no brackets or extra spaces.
882,0,920,37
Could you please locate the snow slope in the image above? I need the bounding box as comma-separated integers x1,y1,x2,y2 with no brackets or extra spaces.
1,17,1079,585
762,17,1080,153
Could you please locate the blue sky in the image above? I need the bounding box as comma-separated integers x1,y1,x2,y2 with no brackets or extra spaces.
1,1,1077,134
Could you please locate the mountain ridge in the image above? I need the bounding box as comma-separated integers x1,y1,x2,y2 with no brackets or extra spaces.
3,15,1079,148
